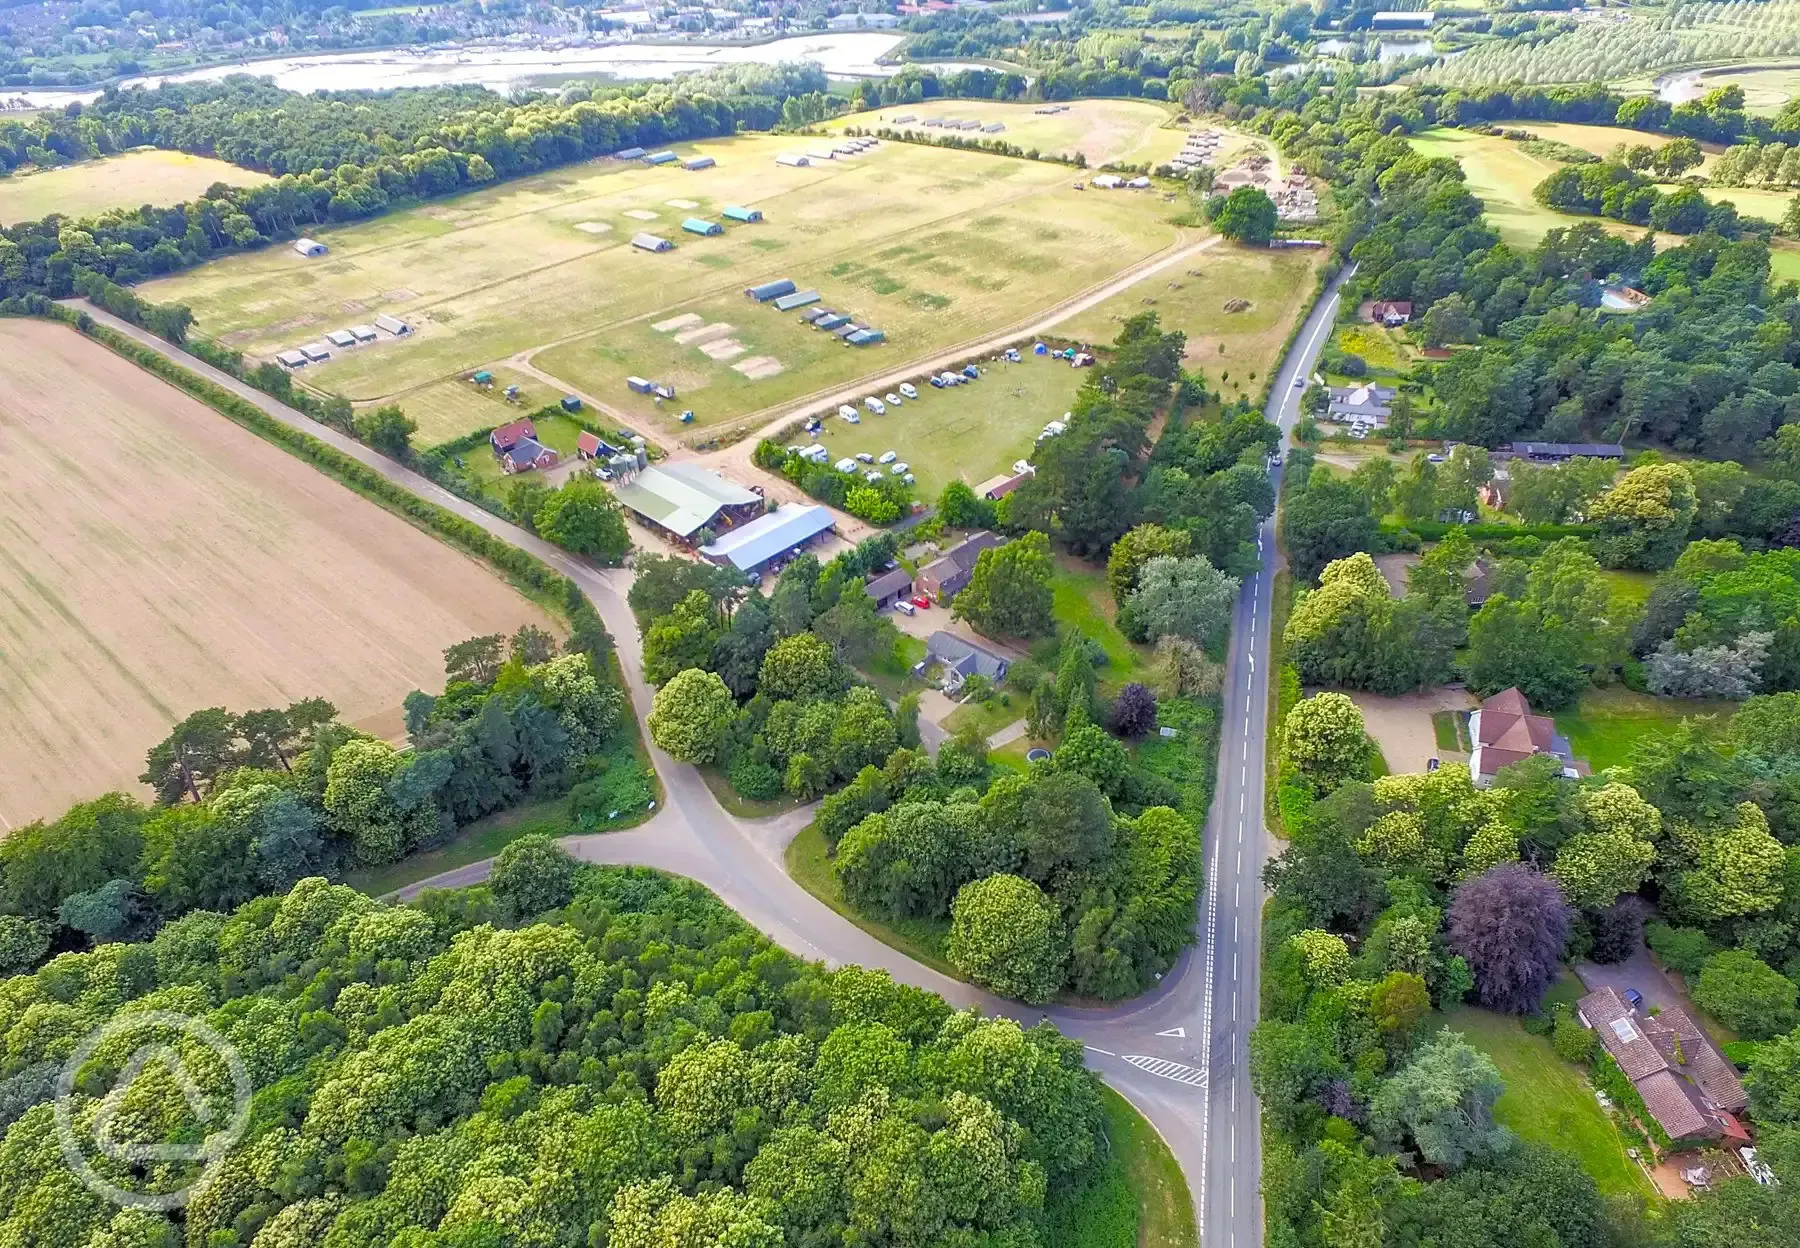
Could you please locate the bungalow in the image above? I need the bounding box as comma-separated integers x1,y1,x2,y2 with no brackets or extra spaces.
681,217,723,236
722,205,762,223
374,313,411,336
490,419,538,453
631,233,675,253
865,567,913,610
917,531,1006,601
1579,986,1749,1146
683,155,716,171
501,437,559,474
1369,300,1412,326
927,631,1010,690
1468,687,1585,785
1328,383,1395,424
293,238,326,258
745,278,798,303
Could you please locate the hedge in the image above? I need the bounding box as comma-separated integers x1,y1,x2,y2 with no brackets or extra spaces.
1382,519,1599,541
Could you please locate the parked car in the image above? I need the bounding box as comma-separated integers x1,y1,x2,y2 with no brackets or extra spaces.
902,473,915,485
899,382,918,399
855,452,874,463
1623,988,1644,1010
885,392,902,406
895,600,916,616
929,375,946,388
1269,453,1282,468
1293,377,1304,388
912,595,931,608
878,450,897,464
890,462,908,474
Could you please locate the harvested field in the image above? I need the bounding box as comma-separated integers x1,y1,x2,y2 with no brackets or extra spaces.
838,98,1195,168
0,320,555,827
0,149,271,225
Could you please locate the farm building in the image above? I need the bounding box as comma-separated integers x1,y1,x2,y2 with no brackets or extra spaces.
1506,441,1626,462
631,233,674,253
723,205,762,223
745,278,798,303
976,467,1034,500
615,146,648,160
815,313,851,331
683,156,716,171
682,218,723,236
831,324,861,340
326,329,356,349
982,122,1006,133
276,349,308,368
614,462,765,543
799,307,832,323
846,329,885,346
807,148,838,161
627,376,654,394
700,504,836,575
375,314,411,336
500,438,559,474
775,153,811,167
349,324,377,343
644,151,678,165
293,238,326,257
490,419,538,453
918,531,1005,600
865,568,913,610
300,342,331,362
772,289,821,312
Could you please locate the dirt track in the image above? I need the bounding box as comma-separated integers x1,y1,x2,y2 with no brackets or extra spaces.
0,320,553,827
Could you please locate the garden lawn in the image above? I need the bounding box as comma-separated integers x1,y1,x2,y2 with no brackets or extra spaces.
944,691,1027,739
1553,685,1737,775
1050,555,1153,691
1044,1086,1197,1248
1438,1004,1656,1202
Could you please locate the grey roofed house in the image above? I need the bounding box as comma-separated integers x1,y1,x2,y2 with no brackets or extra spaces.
864,567,913,608
927,631,1009,688
917,530,1006,601
1328,383,1396,422
1578,986,1749,1144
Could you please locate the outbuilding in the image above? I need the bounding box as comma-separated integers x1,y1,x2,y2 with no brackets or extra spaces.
982,122,1006,133
815,313,851,331
293,238,326,257
722,205,762,223
700,504,837,576
349,324,377,343
326,329,356,349
627,376,655,394
615,462,765,544
300,342,331,362
775,153,811,167
631,232,674,252
276,349,308,368
375,313,411,336
865,567,913,610
745,278,798,302
615,146,648,160
682,217,724,236
772,289,821,311
846,329,885,346
682,156,716,171
644,150,678,165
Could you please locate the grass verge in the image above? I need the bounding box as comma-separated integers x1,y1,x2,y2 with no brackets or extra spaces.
784,819,958,978
1045,1085,1196,1248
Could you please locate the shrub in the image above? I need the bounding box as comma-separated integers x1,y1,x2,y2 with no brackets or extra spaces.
728,755,783,801
1646,922,1717,977
1552,1012,1594,1064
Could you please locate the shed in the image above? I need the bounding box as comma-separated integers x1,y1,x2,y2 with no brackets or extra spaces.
631,232,674,252
615,146,648,160
276,349,308,368
326,329,356,349
775,153,811,167
700,504,836,574
982,122,1006,133
644,150,677,165
815,313,851,331
293,238,326,257
300,342,331,362
865,567,913,610
349,324,377,343
772,289,821,312
847,329,885,346
627,376,654,394
831,324,861,340
745,278,798,302
560,395,583,413
682,156,716,171
798,307,830,323
723,204,763,223
375,313,411,336
682,217,723,236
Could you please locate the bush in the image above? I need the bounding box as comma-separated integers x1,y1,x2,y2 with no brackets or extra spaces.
1692,949,1799,1039
1646,922,1717,977
1552,1012,1594,1064
568,751,654,827
489,834,578,918
728,755,783,801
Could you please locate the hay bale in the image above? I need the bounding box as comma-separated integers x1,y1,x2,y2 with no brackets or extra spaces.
1223,298,1252,313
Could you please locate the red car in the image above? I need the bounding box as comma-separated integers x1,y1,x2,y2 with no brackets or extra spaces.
912,595,932,609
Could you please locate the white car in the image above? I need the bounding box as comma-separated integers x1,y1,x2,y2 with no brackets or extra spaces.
865,470,885,483
878,450,897,464
864,396,886,415
855,452,874,463
899,383,918,399
885,392,902,406
838,404,858,420
902,473,915,485
890,462,909,474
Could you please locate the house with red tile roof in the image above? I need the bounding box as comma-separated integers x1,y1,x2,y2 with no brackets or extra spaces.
1467,687,1586,786
490,419,537,453
1578,986,1749,1146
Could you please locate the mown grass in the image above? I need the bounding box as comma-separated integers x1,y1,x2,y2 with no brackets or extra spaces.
0,149,270,224
1051,556,1152,691
944,690,1028,739
1045,1086,1197,1248
1438,1003,1657,1202
1553,685,1737,775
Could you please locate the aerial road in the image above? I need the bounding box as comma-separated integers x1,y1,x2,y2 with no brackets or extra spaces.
80,262,1354,1245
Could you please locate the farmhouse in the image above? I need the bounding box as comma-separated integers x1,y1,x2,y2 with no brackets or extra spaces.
500,437,558,474
1578,986,1748,1145
746,278,798,303
1468,687,1585,786
631,233,674,253
490,419,537,453
683,156,716,171
772,289,821,312
926,631,1009,691
374,313,411,336
917,530,1005,601
614,462,764,543
1368,300,1412,326
293,238,326,258
681,217,723,236
700,503,837,575
723,205,762,223
865,567,913,610
276,348,307,368
1505,441,1626,462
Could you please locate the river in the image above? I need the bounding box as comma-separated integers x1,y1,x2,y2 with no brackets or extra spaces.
3,30,961,109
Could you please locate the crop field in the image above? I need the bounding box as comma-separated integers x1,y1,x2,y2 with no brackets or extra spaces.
0,149,272,224
142,132,1188,440
1059,243,1330,401
1508,121,1729,170
0,320,555,828
804,353,1091,499
829,97,1206,168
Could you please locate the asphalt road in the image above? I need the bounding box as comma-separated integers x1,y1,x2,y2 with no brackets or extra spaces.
80,265,1354,1244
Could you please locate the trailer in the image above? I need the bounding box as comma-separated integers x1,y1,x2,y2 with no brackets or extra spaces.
627,376,654,395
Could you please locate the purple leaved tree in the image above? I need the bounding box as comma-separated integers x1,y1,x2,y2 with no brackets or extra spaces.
1109,682,1159,739
1446,863,1573,1015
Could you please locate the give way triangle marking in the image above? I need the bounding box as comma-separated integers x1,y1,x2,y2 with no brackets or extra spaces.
1155,1026,1186,1038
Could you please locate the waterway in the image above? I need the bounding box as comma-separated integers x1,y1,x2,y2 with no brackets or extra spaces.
4,30,952,109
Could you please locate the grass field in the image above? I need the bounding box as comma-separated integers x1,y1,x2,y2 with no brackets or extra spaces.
0,319,557,828
408,366,571,447
1439,1004,1656,1201
1059,243,1328,401
1046,1086,1197,1248
808,353,1089,498
1553,684,1738,775
144,132,1188,442
835,97,1188,167
1051,555,1154,691
1624,62,1800,116
0,149,271,224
